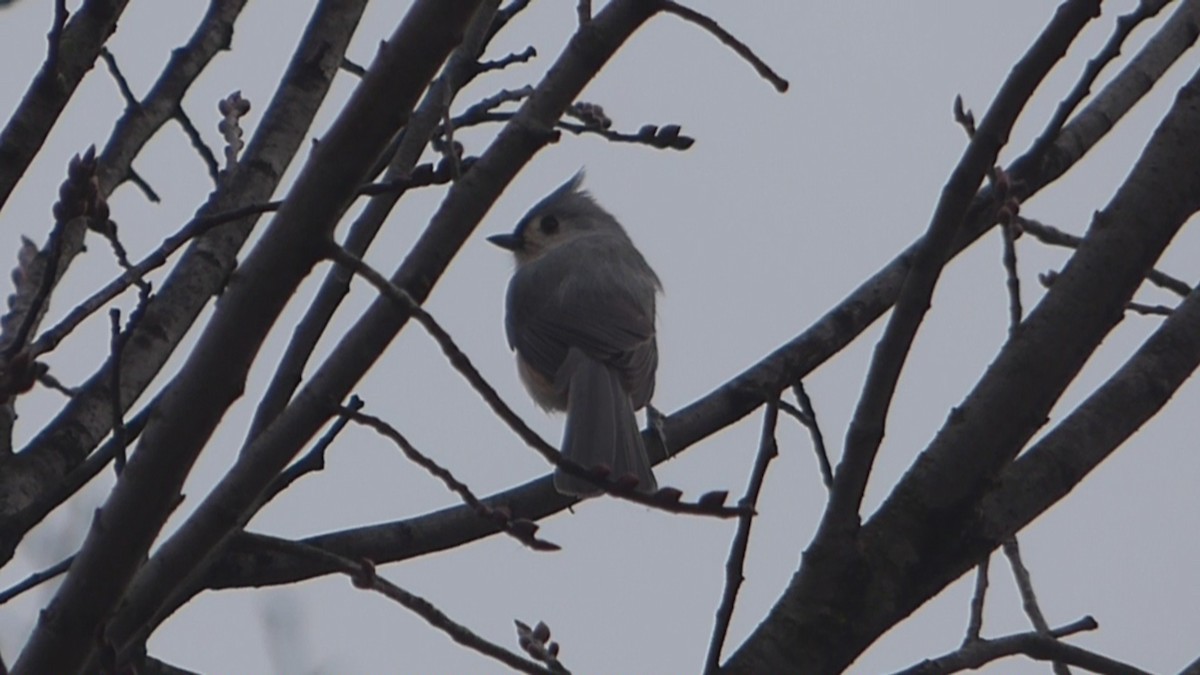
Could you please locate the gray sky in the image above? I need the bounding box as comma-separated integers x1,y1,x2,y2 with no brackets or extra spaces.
2,1,1198,672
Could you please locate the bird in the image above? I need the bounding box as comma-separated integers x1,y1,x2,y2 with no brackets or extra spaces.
488,173,661,496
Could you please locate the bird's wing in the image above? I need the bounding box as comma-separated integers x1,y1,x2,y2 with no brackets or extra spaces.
505,238,657,404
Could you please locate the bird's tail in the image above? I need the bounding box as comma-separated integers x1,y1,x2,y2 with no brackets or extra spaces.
555,348,657,496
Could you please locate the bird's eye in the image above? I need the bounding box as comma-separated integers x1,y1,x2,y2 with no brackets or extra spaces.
540,215,560,234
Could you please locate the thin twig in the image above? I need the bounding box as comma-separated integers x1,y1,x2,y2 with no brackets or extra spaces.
577,0,591,25
660,0,789,92
35,368,75,397
476,45,537,74
325,244,744,518
489,0,533,41
100,48,140,110
961,119,1025,336
254,538,556,675
1020,216,1192,297
0,556,73,606
263,396,364,502
99,223,153,297
892,616,1156,675
964,556,990,644
340,57,366,77
29,200,283,358
346,408,560,552
174,107,221,185
1003,537,1069,675
124,168,162,203
704,398,779,675
453,110,696,150
454,86,533,122
1126,301,1172,316
791,381,832,488
1028,0,1173,160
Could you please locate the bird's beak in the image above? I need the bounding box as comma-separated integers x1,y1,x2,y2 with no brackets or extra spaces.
487,232,523,251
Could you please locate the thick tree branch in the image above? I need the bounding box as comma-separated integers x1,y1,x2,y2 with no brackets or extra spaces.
79,3,483,671
248,0,503,441
827,0,1101,536
95,0,249,196
724,56,1200,673
0,0,364,568
8,1,375,671
0,0,131,212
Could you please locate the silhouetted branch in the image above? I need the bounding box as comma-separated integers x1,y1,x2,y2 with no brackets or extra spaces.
659,0,788,92
1020,216,1192,296
263,396,363,502
1003,538,1068,675
704,398,779,675
791,382,832,488
345,407,561,551
827,0,1100,534
964,556,990,644
174,106,221,185
256,538,556,675
893,616,1154,675
1029,0,1174,159
29,200,283,359
0,556,73,606
100,48,140,109
476,45,536,73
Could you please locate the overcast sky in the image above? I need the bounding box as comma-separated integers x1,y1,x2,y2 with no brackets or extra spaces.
2,1,1198,673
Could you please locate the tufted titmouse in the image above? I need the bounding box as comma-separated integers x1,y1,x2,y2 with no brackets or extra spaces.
488,174,660,496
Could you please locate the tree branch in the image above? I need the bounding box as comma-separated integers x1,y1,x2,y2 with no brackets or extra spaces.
826,0,1101,537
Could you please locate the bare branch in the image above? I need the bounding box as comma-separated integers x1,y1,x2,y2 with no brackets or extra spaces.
792,382,832,488
174,106,221,186
704,399,779,675
476,45,537,73
659,1,788,92
94,0,249,196
893,616,1155,675
262,396,363,502
253,538,556,675
1029,0,1175,160
826,0,1101,535
247,1,502,441
28,200,283,359
108,310,128,474
1003,538,1069,675
0,556,73,606
346,408,560,551
963,556,990,644
99,48,140,110
1,0,128,211
0,401,154,562
1020,216,1193,296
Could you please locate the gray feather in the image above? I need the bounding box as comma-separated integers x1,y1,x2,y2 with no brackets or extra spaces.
555,348,657,495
